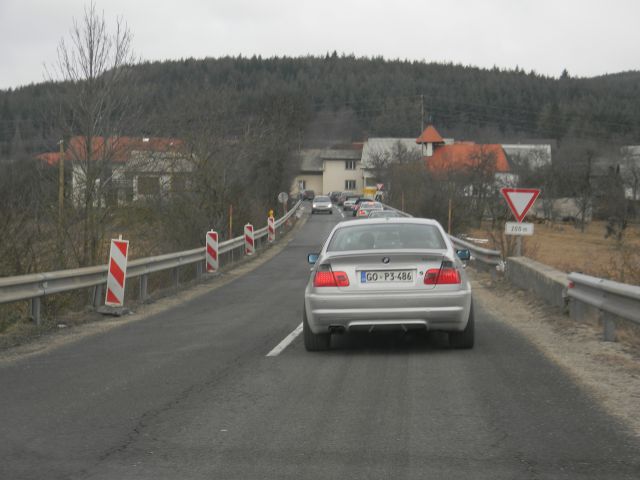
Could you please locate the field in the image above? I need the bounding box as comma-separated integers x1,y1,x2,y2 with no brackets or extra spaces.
465,220,640,285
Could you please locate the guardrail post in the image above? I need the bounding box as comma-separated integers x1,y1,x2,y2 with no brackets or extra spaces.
601,310,616,342
30,297,42,326
139,274,148,302
93,284,103,308
572,298,585,323
196,261,203,280
172,267,179,289
569,298,578,321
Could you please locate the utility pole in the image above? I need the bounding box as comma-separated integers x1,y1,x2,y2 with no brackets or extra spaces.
58,138,65,265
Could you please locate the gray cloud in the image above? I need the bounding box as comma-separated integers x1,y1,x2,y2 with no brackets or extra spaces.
1,0,639,90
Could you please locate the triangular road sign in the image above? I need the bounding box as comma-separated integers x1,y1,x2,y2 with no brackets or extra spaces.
500,188,540,222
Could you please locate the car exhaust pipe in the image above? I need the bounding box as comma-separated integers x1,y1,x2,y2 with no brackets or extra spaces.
329,325,346,334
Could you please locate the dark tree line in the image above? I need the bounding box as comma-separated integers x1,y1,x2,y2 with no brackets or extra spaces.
3,54,640,158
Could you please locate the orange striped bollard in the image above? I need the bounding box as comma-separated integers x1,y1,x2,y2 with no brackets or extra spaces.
268,216,275,243
244,223,255,255
206,230,219,272
105,237,129,307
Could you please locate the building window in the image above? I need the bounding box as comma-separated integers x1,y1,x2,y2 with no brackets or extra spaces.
345,180,356,190
345,160,356,170
299,180,306,190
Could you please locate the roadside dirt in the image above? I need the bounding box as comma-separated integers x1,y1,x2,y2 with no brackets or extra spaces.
0,212,309,365
466,220,640,284
471,269,640,438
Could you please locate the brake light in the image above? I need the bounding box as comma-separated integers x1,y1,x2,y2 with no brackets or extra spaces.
424,267,461,285
358,210,366,216
314,271,350,287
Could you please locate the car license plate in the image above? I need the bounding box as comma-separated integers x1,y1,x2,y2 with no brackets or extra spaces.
360,270,414,283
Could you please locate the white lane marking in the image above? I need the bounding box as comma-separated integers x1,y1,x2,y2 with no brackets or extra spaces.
266,323,303,356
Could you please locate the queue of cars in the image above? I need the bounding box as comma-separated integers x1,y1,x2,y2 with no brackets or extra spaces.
309,191,400,218
304,192,474,352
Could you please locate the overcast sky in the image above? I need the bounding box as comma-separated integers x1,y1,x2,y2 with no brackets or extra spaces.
1,0,639,90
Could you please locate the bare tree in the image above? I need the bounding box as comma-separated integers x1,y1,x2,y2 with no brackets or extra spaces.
621,147,640,219
47,2,138,266
466,146,498,225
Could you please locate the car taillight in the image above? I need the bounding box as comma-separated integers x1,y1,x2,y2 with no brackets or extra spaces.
424,267,461,285
358,210,366,216
313,270,350,287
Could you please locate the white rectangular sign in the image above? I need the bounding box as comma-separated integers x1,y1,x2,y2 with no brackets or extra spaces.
505,222,534,236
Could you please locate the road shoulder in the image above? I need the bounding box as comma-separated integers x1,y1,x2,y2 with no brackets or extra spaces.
471,269,640,438
0,212,309,365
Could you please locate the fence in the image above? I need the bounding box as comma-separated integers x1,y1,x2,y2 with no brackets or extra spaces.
0,201,303,325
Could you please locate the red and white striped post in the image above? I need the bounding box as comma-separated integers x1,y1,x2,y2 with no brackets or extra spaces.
105,236,129,307
206,230,219,272
268,216,275,243
244,223,255,255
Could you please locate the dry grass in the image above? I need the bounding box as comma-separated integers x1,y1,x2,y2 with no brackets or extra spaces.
466,220,640,283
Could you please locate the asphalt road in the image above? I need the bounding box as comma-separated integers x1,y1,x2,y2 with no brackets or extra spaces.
1,205,639,479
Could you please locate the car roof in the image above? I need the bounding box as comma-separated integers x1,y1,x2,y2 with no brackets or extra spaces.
335,217,440,228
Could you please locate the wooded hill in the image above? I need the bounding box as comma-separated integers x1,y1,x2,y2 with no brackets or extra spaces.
1,54,640,156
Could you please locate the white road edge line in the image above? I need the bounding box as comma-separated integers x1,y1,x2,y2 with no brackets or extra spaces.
266,323,303,357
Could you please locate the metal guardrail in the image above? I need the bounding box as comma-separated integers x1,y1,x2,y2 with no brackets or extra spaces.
448,236,502,267
0,201,303,324
567,272,640,340
380,203,502,271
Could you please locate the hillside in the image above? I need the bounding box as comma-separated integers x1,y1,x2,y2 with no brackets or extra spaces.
1,55,640,156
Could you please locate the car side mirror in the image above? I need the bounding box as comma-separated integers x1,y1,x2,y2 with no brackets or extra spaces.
308,253,319,264
456,249,471,261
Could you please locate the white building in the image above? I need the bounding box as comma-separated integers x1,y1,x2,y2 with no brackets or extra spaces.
291,145,364,196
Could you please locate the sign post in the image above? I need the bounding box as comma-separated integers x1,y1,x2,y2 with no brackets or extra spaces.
500,188,541,256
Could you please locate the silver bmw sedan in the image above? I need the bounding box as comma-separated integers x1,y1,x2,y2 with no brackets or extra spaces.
303,217,473,350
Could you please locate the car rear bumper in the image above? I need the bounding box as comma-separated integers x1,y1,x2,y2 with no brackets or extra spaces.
305,289,472,334
312,205,332,212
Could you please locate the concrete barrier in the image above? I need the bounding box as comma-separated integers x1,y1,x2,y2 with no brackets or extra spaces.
506,257,570,309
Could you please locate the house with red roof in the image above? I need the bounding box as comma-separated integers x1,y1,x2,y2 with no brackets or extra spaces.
416,125,515,186
37,136,190,206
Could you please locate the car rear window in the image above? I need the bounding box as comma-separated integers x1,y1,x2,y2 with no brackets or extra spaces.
327,223,446,251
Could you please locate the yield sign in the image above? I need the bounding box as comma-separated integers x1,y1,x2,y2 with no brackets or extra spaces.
500,188,540,222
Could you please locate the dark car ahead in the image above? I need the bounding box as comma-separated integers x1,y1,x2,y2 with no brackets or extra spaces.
329,191,342,203
351,197,375,216
301,190,315,201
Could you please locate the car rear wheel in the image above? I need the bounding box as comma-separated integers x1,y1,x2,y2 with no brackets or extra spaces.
303,306,330,351
449,302,474,349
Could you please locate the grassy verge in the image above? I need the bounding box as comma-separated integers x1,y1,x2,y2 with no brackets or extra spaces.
465,220,640,284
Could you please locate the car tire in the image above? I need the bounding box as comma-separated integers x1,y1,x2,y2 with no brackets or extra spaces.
311,210,315,214
449,302,474,349
303,306,330,351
